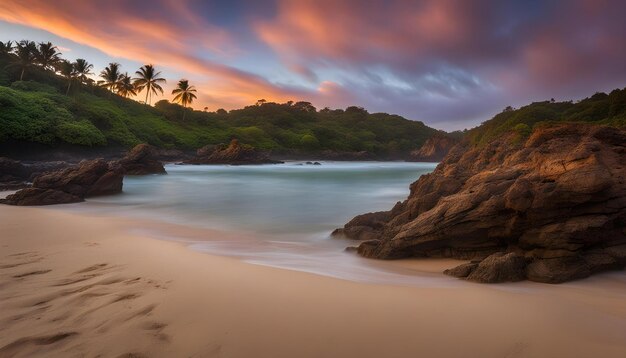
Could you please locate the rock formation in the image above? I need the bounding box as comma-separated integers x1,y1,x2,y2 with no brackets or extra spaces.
117,144,167,175
333,124,626,283
1,159,123,205
408,133,459,162
0,157,70,189
186,139,283,165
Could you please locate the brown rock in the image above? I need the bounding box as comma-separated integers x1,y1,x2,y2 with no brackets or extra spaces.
117,144,166,175
443,262,478,278
186,139,283,165
1,188,82,206
33,159,122,197
525,257,591,283
337,124,626,283
408,133,459,162
466,253,527,283
2,159,123,206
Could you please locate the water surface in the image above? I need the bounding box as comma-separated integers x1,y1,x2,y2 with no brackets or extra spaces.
62,161,459,285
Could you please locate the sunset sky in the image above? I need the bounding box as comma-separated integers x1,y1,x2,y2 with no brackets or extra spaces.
0,0,624,130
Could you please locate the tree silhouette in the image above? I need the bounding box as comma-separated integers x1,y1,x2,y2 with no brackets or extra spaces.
36,42,62,71
0,41,14,55
172,79,197,120
58,59,78,95
99,62,123,93
73,59,94,85
9,40,37,81
117,73,137,98
133,64,166,105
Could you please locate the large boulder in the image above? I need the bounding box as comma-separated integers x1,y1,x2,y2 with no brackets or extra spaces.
1,159,123,206
186,139,283,165
1,188,82,206
336,124,626,283
117,144,166,175
408,134,459,162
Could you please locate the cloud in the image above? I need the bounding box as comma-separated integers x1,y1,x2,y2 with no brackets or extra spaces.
0,0,309,109
254,0,626,128
0,0,624,130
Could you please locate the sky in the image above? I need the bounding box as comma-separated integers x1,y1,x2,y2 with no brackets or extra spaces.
0,0,624,131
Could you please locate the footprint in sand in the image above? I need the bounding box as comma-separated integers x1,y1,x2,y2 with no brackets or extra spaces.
1,260,171,357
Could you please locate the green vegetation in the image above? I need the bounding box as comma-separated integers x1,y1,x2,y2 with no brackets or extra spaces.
467,90,626,146
0,39,440,155
3,38,621,157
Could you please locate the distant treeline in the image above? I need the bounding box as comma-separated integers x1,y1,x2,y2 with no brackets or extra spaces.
0,39,444,155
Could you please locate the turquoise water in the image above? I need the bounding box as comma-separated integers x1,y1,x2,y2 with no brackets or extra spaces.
65,161,457,285
85,161,437,238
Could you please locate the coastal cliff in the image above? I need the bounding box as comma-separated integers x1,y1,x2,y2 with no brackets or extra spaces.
408,134,459,162
334,124,626,283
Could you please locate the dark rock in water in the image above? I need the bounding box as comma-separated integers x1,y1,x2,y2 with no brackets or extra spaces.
408,133,459,162
331,211,390,241
336,124,626,283
313,162,321,165
2,159,123,206
33,159,122,197
186,139,283,165
1,188,82,206
117,144,166,175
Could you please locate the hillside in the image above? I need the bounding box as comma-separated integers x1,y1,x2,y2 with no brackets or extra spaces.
466,89,626,146
0,51,440,158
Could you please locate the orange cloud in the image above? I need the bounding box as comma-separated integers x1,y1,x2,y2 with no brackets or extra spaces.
0,0,305,110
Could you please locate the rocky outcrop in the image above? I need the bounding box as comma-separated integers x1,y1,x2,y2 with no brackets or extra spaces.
0,157,70,189
408,134,459,162
1,159,123,205
117,144,166,175
186,139,283,165
334,124,626,283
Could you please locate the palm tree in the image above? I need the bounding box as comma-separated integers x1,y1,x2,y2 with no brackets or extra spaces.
73,58,94,85
117,73,137,98
172,79,197,120
36,42,61,71
58,60,77,95
8,40,37,81
0,41,14,55
133,64,166,105
99,62,122,93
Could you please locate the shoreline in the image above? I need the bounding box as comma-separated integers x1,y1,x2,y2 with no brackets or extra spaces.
2,206,626,357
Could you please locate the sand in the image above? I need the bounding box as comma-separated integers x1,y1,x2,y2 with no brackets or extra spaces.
1,206,626,358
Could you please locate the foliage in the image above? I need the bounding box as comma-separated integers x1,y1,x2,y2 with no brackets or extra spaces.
467,89,626,146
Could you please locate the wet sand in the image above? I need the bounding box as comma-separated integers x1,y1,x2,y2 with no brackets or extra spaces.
1,206,626,357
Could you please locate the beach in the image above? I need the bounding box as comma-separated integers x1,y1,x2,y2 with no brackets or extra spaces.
1,206,626,357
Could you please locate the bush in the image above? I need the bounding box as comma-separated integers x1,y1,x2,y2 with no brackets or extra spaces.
300,134,320,149
56,120,107,146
